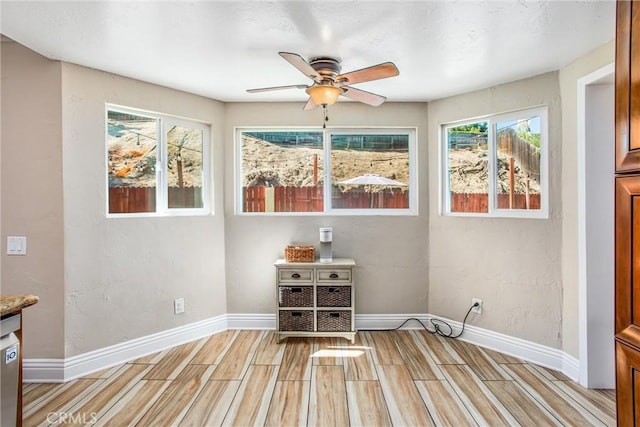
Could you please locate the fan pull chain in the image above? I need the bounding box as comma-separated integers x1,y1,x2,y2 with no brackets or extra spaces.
323,105,329,129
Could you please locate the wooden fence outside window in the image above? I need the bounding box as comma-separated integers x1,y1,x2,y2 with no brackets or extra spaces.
242,186,409,212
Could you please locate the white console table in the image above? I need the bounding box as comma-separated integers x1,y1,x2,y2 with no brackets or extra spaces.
275,258,356,343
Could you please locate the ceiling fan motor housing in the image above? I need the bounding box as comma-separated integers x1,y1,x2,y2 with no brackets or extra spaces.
309,57,342,82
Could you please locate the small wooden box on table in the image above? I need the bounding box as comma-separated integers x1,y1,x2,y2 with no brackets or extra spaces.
275,258,356,343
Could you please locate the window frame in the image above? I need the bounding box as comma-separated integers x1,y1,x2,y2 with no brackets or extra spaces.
106,105,211,217
441,106,548,219
235,126,417,216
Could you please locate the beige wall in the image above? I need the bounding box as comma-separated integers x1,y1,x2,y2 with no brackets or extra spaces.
223,102,430,315
2,39,228,359
60,64,227,356
559,40,615,358
1,40,65,358
428,72,564,348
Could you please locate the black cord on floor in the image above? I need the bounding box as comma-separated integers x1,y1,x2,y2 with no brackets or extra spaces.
359,303,477,339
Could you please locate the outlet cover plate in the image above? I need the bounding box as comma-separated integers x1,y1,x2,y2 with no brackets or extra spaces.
174,298,185,314
472,298,482,314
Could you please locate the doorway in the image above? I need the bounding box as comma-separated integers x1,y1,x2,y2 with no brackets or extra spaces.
577,63,615,388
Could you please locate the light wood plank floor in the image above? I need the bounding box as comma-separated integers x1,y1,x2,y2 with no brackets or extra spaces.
23,330,616,426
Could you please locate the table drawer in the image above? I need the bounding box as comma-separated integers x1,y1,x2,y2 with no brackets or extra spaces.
278,268,313,282
278,286,314,307
317,310,352,332
317,286,351,307
316,269,352,282
279,310,314,331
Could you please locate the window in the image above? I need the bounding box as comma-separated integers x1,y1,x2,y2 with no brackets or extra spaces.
106,106,210,216
442,107,547,218
237,128,416,215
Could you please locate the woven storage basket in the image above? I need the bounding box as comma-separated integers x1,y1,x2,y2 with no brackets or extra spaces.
317,286,351,307
278,286,314,307
284,245,315,262
279,310,314,331
317,310,351,331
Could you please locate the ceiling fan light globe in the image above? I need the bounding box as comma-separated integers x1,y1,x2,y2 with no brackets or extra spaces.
306,85,342,106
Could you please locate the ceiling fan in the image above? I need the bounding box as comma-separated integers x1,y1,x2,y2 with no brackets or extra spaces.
247,52,399,111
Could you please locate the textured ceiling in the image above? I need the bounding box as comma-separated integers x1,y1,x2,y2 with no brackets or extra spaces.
0,1,616,103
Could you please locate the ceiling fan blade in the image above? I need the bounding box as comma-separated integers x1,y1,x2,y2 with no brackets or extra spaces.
246,84,308,93
337,62,399,85
303,97,318,110
341,86,387,107
279,52,321,81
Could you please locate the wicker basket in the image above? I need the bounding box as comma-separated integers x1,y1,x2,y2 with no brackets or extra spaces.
317,286,351,307
317,310,351,331
284,245,315,262
278,286,314,307
279,310,314,331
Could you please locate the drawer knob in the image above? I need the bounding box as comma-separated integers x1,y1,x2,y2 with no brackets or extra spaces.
329,273,339,279
292,273,301,279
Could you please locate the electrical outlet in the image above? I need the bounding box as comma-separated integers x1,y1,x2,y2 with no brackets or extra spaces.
471,298,482,314
174,298,185,315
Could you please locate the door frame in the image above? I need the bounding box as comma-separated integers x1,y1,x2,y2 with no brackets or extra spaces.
577,62,615,388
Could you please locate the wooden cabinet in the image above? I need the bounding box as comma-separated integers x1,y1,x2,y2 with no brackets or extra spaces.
615,177,640,340
616,0,640,172
616,1,640,423
275,258,356,343
616,176,640,423
617,341,640,425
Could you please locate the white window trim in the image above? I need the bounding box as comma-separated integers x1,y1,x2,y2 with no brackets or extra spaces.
235,127,417,216
441,106,548,219
106,105,211,217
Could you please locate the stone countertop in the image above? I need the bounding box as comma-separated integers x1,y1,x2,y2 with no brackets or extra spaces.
0,294,39,317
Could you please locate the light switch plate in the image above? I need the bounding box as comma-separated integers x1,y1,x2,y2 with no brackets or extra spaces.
7,236,27,255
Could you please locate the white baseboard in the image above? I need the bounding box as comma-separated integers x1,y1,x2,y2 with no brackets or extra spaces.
23,313,579,383
226,313,275,330
356,313,432,330
434,317,574,380
23,315,227,383
22,359,65,383
562,352,580,381
355,313,574,380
